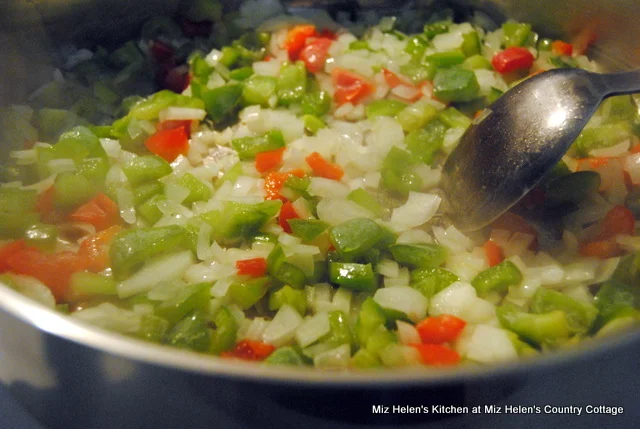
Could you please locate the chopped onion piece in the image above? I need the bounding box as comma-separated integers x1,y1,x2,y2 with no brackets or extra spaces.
117,250,194,298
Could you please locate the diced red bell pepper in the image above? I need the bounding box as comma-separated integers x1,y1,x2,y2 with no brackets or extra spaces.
331,67,374,105
410,343,461,366
0,240,27,273
299,37,333,73
593,205,635,241
285,24,318,60
279,201,300,233
78,225,123,272
68,193,120,232
255,147,285,174
264,170,305,201
157,119,193,135
492,47,535,74
483,240,504,267
305,152,344,180
236,257,268,277
144,126,189,162
5,247,87,301
551,40,573,56
416,314,467,344
150,40,175,63
221,339,275,361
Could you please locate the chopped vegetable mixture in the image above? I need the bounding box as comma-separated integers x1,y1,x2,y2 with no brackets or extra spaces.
1,3,640,370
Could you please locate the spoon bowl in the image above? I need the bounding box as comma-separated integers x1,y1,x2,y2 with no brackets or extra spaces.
441,67,640,232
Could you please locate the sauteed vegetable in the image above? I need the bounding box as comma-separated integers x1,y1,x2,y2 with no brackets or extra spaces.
1,4,640,369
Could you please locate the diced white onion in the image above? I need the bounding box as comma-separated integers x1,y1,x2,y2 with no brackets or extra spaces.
373,286,428,322
295,313,331,348
115,187,136,225
10,149,37,165
47,159,76,174
395,320,421,345
159,107,206,122
262,304,304,347
390,192,441,232
117,250,194,298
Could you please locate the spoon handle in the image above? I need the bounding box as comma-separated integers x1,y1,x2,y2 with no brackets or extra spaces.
600,68,640,96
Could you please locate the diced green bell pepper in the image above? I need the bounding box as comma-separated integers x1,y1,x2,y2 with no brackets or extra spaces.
347,188,382,216
399,62,436,84
229,66,254,81
472,260,523,294
365,99,407,119
137,194,166,225
329,218,386,261
425,50,466,67
396,101,438,132
264,346,305,366
201,84,243,122
110,225,187,280
231,130,285,160
595,278,640,328
497,304,571,348
288,219,329,243
325,310,355,350
438,107,472,129
502,22,532,47
177,173,212,205
355,297,387,346
242,75,277,106
462,54,492,70
277,61,307,105
53,173,95,210
366,326,397,357
228,276,271,309
381,147,423,195
68,271,117,298
389,243,447,269
302,114,326,135
133,181,164,205
23,223,58,251
155,282,211,324
423,21,450,39
301,90,331,117
462,31,481,57
404,119,447,164
163,310,211,352
329,262,379,292
137,314,170,342
267,245,306,288
0,187,39,239
530,288,598,334
210,306,239,354
350,348,382,368
573,123,631,156
122,155,172,186
269,284,307,315
410,267,459,298
433,68,480,103
200,200,281,244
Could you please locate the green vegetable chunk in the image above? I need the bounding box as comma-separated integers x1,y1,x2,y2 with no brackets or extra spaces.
381,147,423,195
231,130,285,160
410,267,459,298
163,311,211,352
177,173,212,205
155,282,211,324
242,75,277,106
433,68,480,103
267,245,306,288
110,225,187,280
502,21,532,47
122,155,172,186
404,119,447,164
389,243,447,269
354,297,387,346
472,260,523,294
347,188,382,216
288,219,329,242
497,304,571,348
201,84,243,122
531,288,598,334
210,306,239,354
329,262,379,291
0,188,38,239
269,284,307,315
329,218,385,261
365,99,407,119
228,277,271,309
68,272,117,298
264,346,305,366
277,61,307,105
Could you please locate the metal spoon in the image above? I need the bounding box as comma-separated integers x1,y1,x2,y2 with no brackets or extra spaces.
441,67,640,232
